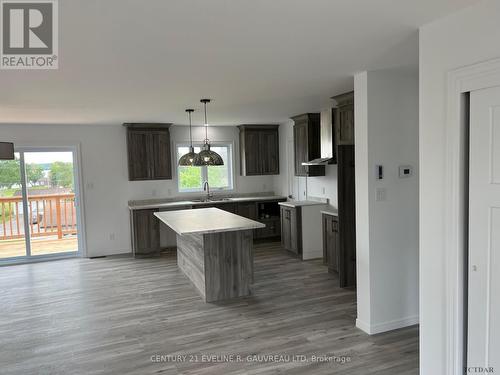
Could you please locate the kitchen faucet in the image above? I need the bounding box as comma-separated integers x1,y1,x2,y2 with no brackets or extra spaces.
203,181,212,200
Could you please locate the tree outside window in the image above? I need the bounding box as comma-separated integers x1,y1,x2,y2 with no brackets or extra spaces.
177,144,233,192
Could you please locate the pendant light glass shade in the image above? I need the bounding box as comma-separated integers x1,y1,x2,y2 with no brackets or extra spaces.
193,99,224,166
194,141,224,166
178,109,198,166
178,145,198,166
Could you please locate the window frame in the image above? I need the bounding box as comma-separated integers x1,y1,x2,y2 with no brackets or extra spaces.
175,141,234,193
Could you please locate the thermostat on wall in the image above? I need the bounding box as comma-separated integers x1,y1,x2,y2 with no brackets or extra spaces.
399,165,413,178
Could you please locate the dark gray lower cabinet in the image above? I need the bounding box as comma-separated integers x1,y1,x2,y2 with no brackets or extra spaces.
280,206,301,255
322,213,339,274
130,200,285,257
131,209,160,257
237,202,258,220
214,203,237,213
255,217,280,239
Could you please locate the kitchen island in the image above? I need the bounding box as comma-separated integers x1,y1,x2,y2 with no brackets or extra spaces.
154,207,265,302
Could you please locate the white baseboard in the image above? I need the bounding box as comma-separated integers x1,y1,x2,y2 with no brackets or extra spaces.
87,248,131,258
355,319,372,333
301,251,323,260
356,315,419,335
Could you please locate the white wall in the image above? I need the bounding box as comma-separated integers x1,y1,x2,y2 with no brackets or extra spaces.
273,119,338,209
0,124,274,257
419,1,500,373
354,67,419,334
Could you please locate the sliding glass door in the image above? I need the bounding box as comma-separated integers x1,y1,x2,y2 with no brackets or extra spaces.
0,152,28,259
0,149,81,263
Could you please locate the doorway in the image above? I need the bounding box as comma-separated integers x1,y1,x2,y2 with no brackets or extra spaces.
444,58,500,375
0,148,83,263
467,85,500,371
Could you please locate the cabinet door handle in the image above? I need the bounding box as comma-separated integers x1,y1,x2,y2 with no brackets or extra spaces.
332,221,338,232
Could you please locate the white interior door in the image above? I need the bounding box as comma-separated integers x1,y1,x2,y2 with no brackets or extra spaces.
468,85,500,370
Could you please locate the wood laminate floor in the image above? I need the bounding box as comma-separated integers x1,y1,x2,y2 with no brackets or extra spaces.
0,241,418,375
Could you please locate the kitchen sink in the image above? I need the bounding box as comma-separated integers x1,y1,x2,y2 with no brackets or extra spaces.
208,197,232,202
190,197,232,203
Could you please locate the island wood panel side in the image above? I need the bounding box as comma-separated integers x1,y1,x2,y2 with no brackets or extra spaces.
203,230,254,302
176,233,206,300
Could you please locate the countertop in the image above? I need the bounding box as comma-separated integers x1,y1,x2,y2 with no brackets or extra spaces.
129,195,286,210
278,200,328,208
321,210,338,216
154,208,266,235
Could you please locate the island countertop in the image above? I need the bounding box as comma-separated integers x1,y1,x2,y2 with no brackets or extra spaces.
154,207,265,235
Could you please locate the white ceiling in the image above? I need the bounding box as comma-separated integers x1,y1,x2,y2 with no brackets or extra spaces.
0,0,477,126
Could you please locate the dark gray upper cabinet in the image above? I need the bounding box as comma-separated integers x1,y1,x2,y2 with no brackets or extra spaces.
124,123,172,181
238,125,280,176
332,91,354,146
291,113,325,177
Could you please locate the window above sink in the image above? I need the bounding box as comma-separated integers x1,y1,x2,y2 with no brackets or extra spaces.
175,143,234,193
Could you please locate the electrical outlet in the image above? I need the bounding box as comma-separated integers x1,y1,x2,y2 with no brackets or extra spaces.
376,188,387,202
322,187,326,195
109,233,115,241
86,182,94,190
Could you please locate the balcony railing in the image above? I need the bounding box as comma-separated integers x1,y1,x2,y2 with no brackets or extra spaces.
0,193,77,240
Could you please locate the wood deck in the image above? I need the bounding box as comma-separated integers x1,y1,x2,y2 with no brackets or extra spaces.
0,241,418,374
0,236,78,258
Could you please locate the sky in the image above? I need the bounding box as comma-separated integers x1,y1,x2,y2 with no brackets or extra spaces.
20,152,73,164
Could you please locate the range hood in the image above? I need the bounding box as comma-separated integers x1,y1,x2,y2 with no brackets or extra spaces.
302,108,335,166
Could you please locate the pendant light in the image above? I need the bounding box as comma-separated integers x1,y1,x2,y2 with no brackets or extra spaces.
193,99,224,166
178,109,198,166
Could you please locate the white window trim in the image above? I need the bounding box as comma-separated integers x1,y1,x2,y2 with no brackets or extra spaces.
175,141,235,193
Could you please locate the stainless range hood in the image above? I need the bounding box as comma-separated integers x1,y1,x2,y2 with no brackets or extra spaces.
302,108,335,166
